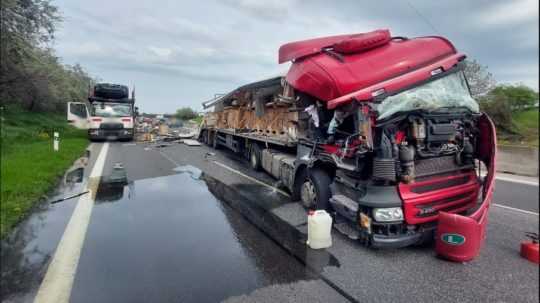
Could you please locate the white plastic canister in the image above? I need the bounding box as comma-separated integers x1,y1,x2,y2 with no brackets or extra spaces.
307,210,333,249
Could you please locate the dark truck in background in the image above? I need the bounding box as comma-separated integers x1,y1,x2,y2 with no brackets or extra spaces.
68,83,136,141
199,29,497,251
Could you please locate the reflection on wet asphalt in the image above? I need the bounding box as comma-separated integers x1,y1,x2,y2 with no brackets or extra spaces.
70,168,315,303
2,150,342,303
1,158,89,302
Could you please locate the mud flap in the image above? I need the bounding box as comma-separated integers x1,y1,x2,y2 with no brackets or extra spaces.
435,113,497,262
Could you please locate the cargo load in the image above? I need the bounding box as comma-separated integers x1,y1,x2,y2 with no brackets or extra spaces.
93,83,130,100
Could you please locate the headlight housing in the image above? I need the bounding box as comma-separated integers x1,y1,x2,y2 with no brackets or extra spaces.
372,207,403,222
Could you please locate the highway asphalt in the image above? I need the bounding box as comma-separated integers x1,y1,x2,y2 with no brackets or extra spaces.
1,141,538,303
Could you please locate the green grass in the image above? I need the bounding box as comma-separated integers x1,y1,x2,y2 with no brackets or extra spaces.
499,109,539,146
1,106,89,237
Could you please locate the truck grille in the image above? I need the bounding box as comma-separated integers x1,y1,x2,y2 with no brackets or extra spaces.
100,123,124,129
398,171,480,224
415,155,473,177
410,175,470,194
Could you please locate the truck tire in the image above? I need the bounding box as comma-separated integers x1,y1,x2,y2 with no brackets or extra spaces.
300,168,332,210
250,144,262,171
212,133,220,149
200,130,207,144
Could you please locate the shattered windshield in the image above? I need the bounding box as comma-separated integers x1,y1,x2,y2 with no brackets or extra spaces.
376,71,479,120
92,103,132,117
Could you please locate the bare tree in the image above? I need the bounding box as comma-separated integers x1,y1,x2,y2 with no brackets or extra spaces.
463,59,496,99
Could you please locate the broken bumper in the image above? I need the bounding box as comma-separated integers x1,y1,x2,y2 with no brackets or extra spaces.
435,113,497,262
370,225,436,249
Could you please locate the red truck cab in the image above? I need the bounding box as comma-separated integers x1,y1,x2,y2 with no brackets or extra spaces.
199,30,496,259
280,30,497,252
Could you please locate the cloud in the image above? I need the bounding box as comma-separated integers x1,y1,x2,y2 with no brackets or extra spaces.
475,0,539,27
53,0,539,113
222,0,298,21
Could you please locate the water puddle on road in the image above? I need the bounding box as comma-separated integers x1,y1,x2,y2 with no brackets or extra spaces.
68,167,338,303
1,154,91,302
2,158,339,303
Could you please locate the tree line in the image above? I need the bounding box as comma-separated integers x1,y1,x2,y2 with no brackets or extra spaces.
1,0,536,124
0,0,95,112
464,60,538,133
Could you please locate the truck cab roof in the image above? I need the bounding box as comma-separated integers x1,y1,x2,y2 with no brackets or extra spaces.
280,30,465,108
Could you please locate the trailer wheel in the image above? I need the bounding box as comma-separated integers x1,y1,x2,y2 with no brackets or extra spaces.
250,144,262,171
300,168,331,210
200,130,208,144
212,132,220,149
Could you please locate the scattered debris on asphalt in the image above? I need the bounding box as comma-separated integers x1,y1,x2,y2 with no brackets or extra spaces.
50,191,89,204
182,139,201,146
108,162,128,183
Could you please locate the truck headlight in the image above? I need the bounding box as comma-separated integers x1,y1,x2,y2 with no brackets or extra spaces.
373,207,403,222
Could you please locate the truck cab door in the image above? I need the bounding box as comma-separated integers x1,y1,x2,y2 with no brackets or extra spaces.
67,102,90,129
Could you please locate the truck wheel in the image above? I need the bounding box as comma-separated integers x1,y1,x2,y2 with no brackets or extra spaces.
250,144,262,171
200,131,207,144
300,168,331,210
212,133,220,149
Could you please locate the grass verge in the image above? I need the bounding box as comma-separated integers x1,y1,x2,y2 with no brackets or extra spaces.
1,106,88,237
498,109,539,146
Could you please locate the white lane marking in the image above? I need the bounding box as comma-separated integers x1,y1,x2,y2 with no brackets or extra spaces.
34,143,109,303
158,149,180,166
495,175,539,187
213,161,291,197
158,149,290,197
214,161,540,214
493,203,539,216
163,148,539,216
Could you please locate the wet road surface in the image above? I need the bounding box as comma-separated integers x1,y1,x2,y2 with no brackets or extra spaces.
1,141,539,303
71,171,338,303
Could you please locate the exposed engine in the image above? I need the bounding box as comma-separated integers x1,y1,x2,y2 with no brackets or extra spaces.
372,113,479,183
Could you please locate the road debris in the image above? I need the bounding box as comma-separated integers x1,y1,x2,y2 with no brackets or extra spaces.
182,139,201,146
521,232,539,264
50,191,90,204
204,152,216,159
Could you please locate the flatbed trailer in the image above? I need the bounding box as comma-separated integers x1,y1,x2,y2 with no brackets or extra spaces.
208,128,296,149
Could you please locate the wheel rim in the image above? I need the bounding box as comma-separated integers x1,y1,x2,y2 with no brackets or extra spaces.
300,179,317,208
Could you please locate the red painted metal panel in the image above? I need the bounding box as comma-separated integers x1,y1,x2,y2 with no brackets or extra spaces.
278,30,390,64
435,114,497,262
326,53,464,109
283,33,458,105
398,171,480,225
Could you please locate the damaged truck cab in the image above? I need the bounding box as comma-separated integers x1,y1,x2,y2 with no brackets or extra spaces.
200,30,496,255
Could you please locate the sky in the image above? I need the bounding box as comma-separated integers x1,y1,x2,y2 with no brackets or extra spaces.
53,0,539,114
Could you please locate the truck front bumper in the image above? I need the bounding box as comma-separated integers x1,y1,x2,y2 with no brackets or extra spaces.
370,225,436,249
89,128,133,140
